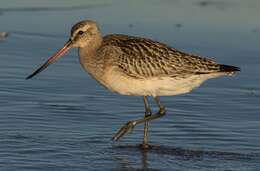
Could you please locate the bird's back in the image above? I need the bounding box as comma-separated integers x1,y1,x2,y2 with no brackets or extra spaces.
101,34,239,79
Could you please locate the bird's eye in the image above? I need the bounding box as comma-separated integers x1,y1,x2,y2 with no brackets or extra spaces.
78,31,84,35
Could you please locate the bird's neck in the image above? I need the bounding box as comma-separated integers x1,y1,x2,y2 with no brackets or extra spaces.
78,33,104,79
79,33,102,62
80,33,102,55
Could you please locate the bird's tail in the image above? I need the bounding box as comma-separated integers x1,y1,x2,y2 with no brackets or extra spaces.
219,64,240,75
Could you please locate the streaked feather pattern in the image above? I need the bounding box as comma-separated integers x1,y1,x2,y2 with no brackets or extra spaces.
101,34,232,79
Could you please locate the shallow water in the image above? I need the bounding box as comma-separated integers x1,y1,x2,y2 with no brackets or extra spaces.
0,0,260,170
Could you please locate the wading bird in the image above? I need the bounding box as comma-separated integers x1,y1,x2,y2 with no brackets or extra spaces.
27,20,240,149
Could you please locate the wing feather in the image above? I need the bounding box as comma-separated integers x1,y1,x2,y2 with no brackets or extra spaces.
102,34,222,79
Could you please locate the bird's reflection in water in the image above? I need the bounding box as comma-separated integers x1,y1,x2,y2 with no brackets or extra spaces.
112,144,258,170
112,144,159,171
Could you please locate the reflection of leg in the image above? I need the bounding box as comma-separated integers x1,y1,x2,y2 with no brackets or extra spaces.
112,96,166,141
143,96,152,148
141,149,148,170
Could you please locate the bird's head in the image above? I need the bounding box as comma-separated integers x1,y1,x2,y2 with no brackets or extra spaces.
70,20,101,48
26,20,101,79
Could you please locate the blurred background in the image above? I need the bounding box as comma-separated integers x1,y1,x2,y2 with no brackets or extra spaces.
0,0,259,170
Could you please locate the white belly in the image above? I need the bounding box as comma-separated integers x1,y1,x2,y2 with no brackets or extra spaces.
102,68,224,97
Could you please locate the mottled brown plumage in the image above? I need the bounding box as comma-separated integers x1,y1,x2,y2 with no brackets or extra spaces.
101,34,235,79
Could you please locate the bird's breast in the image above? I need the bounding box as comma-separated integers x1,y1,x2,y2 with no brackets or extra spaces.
78,49,108,87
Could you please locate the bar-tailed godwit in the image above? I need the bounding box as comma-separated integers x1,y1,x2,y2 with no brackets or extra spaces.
27,20,240,148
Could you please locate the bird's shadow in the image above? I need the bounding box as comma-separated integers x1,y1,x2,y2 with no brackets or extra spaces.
111,144,259,171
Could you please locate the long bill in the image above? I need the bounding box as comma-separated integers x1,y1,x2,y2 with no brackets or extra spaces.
26,40,72,79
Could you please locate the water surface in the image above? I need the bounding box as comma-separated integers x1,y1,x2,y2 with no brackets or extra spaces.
0,0,259,170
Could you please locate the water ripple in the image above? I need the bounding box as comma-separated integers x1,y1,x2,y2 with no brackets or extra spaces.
113,144,259,161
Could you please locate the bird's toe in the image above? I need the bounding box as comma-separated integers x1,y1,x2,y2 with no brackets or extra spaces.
112,121,137,141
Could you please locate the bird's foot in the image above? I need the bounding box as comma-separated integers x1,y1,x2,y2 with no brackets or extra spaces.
139,143,151,150
112,121,137,141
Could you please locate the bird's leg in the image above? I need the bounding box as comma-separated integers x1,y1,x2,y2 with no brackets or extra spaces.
142,96,152,149
112,96,166,142
154,97,165,115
